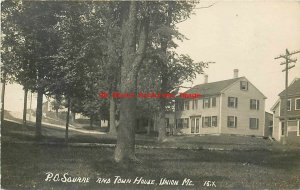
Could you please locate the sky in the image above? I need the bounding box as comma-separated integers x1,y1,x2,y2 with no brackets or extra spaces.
1,1,300,112
176,1,300,111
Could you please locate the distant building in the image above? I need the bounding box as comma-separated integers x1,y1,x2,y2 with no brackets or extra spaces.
136,112,175,135
264,112,273,137
175,69,267,136
271,78,300,142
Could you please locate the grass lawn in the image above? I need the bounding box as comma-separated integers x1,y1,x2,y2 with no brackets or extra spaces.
2,142,300,190
2,120,300,189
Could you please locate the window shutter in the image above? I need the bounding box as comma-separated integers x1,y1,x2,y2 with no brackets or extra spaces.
235,98,238,108
228,97,230,107
296,99,300,110
227,116,230,127
250,100,252,109
235,117,237,127
257,100,260,110
187,119,189,128
202,117,204,127
257,119,259,128
208,98,211,108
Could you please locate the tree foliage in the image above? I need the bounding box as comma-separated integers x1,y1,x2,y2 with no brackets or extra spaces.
1,1,207,160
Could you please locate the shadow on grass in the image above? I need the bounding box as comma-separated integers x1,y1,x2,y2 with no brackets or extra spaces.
2,140,300,190
137,148,300,171
3,110,24,123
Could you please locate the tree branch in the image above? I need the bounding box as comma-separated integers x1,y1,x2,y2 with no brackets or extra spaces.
195,2,217,9
135,13,150,73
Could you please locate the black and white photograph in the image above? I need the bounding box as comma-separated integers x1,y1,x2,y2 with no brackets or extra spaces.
1,1,300,189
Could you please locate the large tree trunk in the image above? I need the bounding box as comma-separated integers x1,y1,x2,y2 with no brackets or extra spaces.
114,97,137,162
55,109,59,119
157,2,173,142
90,114,93,129
23,88,28,127
157,99,166,142
114,1,149,163
107,24,119,136
153,114,158,132
1,75,6,125
147,118,151,135
35,88,43,138
65,97,71,143
109,96,117,135
99,113,102,128
157,74,168,142
29,92,32,121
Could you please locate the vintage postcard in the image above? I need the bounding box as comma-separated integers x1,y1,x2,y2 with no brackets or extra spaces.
1,1,300,189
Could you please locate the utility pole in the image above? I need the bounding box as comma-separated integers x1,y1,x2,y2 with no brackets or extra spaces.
275,48,300,145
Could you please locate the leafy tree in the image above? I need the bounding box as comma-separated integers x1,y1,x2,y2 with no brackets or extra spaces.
50,95,64,118
114,1,150,163
146,1,210,142
1,1,31,126
2,1,64,137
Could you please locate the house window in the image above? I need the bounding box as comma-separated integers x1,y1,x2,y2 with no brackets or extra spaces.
240,81,248,90
281,122,285,135
228,97,238,108
249,118,259,129
203,98,210,108
192,99,198,110
211,116,218,127
295,98,300,110
184,101,189,110
286,99,291,111
176,119,183,129
180,101,184,111
227,116,237,128
211,97,216,107
250,99,260,110
203,117,211,128
176,100,184,111
183,118,189,128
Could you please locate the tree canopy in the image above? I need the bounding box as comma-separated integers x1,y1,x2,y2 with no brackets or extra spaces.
1,1,209,163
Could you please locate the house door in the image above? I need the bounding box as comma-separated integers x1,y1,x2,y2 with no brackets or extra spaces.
196,118,200,133
191,118,195,134
191,117,201,134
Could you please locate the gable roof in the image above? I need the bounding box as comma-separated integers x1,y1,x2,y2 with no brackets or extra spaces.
183,77,242,96
278,78,300,97
270,99,280,111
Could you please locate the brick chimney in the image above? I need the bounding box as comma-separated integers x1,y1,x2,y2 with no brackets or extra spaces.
204,74,208,83
234,69,239,78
